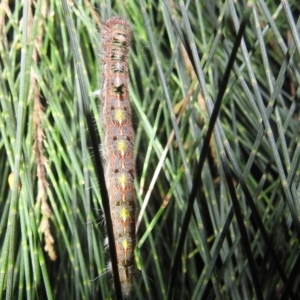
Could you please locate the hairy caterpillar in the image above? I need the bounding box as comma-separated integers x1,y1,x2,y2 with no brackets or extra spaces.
100,16,135,297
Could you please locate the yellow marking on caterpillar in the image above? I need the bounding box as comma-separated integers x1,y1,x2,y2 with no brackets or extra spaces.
114,108,126,121
122,238,129,250
118,173,127,185
120,207,130,221
117,140,127,152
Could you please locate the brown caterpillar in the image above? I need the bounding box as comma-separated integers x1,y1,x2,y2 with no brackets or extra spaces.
100,16,135,297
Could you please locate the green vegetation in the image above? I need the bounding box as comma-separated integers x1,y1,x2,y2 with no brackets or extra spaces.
0,0,300,299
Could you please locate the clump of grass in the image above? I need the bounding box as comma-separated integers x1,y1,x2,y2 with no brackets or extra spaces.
0,0,300,299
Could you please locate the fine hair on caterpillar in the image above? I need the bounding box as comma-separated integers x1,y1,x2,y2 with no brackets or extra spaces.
100,16,136,297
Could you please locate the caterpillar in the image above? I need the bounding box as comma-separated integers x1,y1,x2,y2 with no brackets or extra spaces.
100,16,135,297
